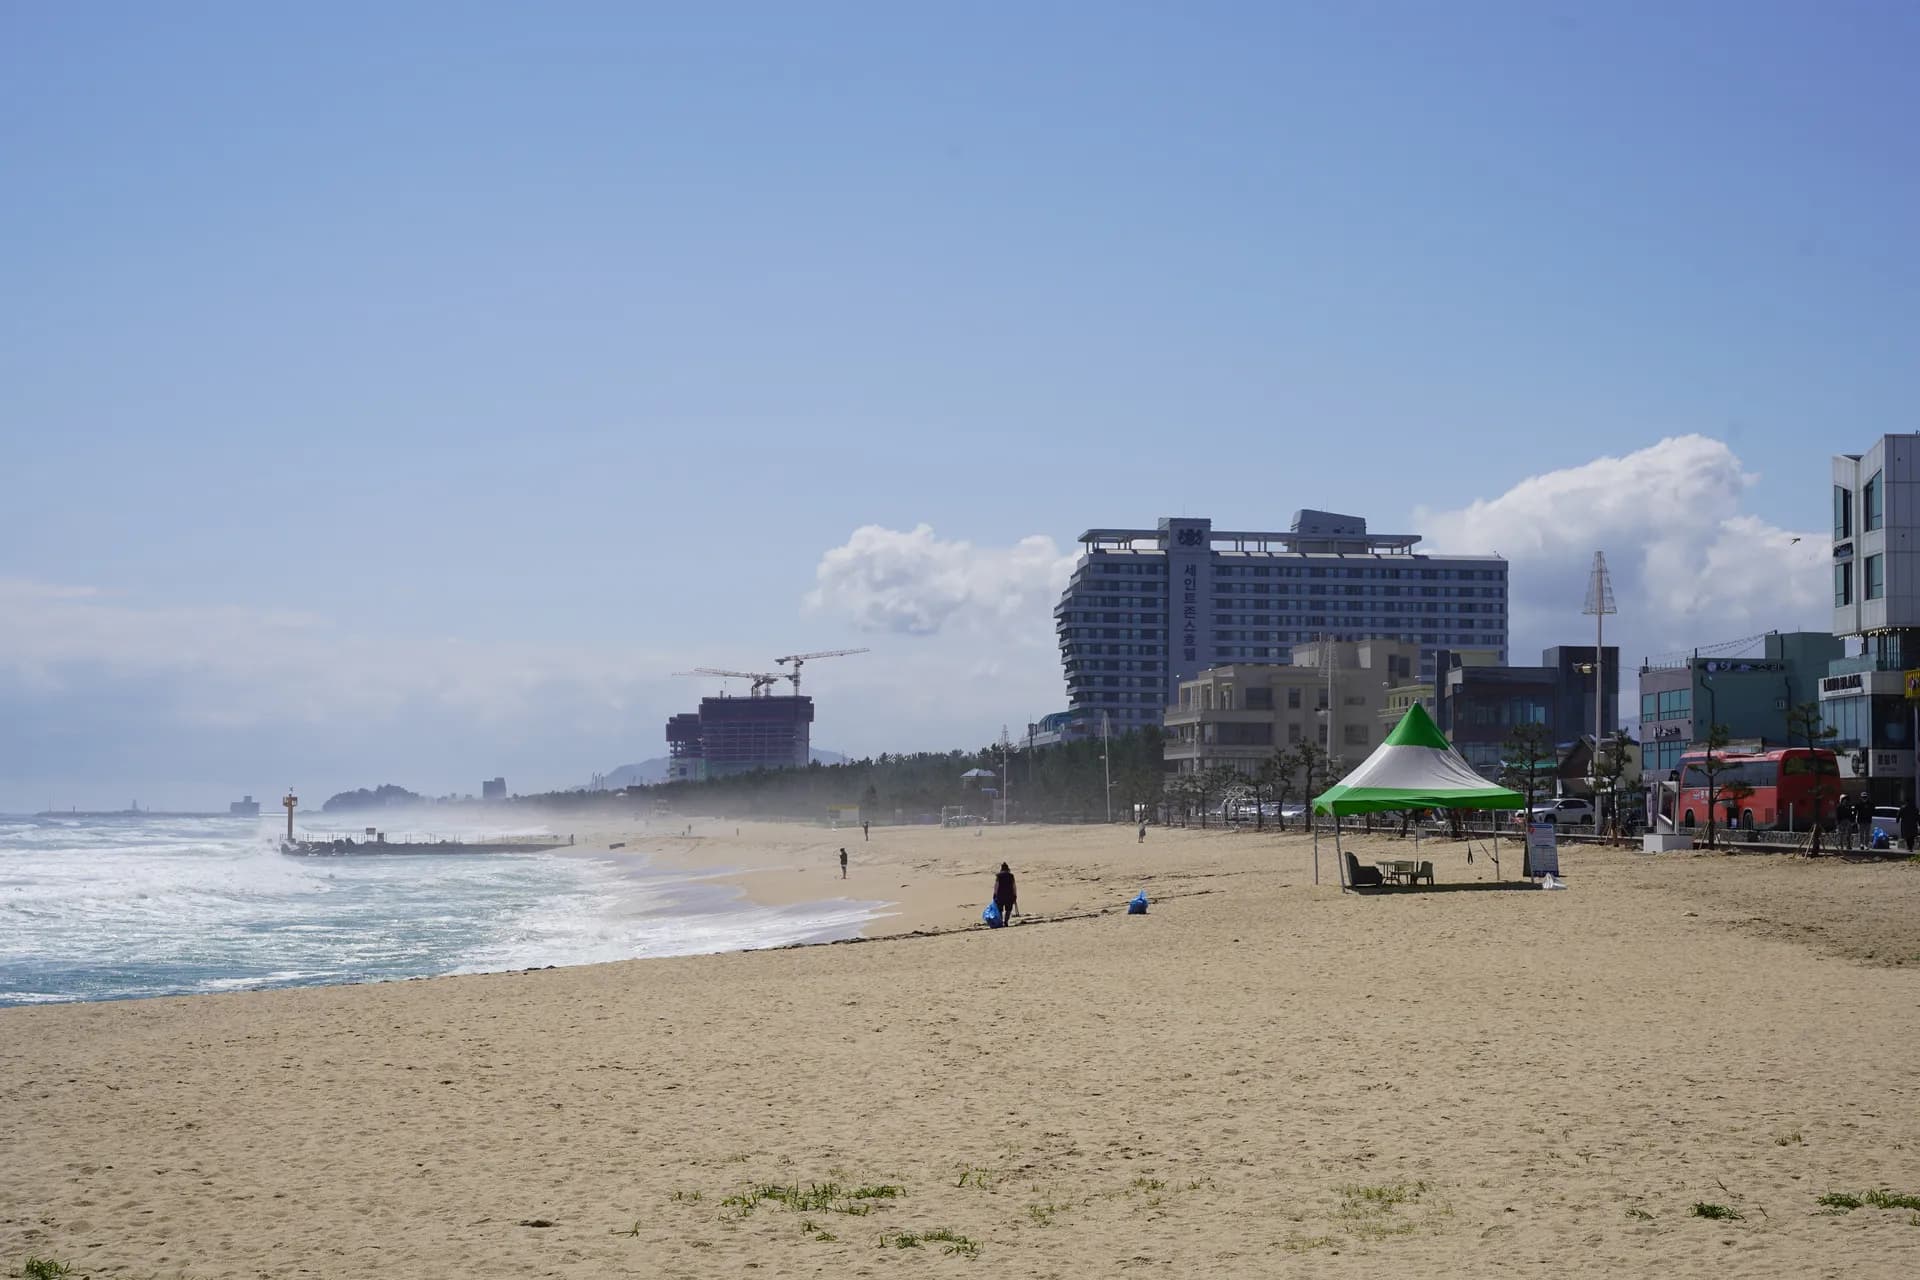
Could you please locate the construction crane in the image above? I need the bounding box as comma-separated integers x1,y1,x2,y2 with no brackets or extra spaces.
673,668,783,698
774,647,870,694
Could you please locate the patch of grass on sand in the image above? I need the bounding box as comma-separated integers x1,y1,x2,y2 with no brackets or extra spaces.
1691,1202,1743,1221
880,1230,923,1249
1774,1131,1804,1146
717,1179,905,1219
1864,1189,1920,1211
955,1164,1001,1189
1817,1192,1863,1211
1626,1207,1654,1221
1280,1233,1337,1253
923,1228,980,1258
18,1261,74,1280
1335,1180,1433,1242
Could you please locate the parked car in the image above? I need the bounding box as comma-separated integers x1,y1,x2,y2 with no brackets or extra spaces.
1510,797,1595,826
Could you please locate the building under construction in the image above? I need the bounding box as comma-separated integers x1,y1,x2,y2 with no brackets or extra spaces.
665,695,814,781
665,649,864,782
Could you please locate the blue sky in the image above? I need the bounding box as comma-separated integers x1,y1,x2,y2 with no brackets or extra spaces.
3,2,1914,808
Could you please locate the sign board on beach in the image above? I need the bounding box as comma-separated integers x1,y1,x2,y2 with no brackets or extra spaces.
1527,823,1560,878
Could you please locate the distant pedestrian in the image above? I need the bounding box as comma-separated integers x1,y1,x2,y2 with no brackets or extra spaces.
1838,794,1859,850
839,847,848,879
993,862,1018,921
1137,820,1147,843
862,820,870,841
1900,798,1919,855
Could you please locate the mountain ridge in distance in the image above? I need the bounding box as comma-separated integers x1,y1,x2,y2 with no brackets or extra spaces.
587,749,847,790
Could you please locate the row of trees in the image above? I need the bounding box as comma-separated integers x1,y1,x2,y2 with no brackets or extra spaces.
516,729,1175,823
1159,742,1344,829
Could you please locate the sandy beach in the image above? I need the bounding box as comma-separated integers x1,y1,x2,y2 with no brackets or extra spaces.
6,821,1920,1278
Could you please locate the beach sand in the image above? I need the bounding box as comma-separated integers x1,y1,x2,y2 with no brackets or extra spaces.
5,822,1920,1278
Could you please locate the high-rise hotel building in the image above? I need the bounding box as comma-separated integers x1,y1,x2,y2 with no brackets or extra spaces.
1055,511,1509,729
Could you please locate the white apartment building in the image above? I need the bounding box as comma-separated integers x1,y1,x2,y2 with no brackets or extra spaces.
1055,511,1508,730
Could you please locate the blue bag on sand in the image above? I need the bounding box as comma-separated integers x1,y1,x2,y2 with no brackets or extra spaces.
1872,826,1891,851
983,901,1005,927
1127,891,1148,915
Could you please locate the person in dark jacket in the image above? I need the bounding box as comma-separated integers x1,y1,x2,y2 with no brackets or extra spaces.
992,862,1018,921
1900,797,1919,855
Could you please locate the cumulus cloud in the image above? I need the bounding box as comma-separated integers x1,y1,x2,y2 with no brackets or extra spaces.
1416,435,1830,664
806,524,1077,639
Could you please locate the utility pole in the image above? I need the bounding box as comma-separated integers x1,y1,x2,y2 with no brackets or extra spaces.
1583,552,1616,823
1000,724,1012,825
1320,632,1337,759
1102,711,1113,824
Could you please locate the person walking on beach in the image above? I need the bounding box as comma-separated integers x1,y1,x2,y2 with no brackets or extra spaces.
1900,796,1919,855
1137,820,1146,843
1838,793,1859,850
993,862,1018,922
862,820,870,841
839,847,848,879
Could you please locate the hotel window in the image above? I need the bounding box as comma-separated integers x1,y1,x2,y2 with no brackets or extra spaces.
1865,554,1884,601
1287,687,1301,709
1835,562,1853,607
1834,485,1853,541
1865,471,1883,532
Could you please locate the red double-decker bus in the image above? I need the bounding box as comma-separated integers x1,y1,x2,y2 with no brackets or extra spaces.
1661,747,1841,831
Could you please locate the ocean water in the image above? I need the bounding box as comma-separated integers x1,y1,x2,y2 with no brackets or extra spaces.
0,815,881,1007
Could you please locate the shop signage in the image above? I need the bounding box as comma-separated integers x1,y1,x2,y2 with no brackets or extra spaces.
1904,669,1920,701
1527,823,1560,878
1822,673,1864,695
1871,750,1913,776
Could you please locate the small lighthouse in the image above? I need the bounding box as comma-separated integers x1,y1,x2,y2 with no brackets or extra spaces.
282,789,298,845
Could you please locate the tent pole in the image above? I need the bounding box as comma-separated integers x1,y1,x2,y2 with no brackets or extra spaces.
1312,814,1320,886
1335,823,1347,891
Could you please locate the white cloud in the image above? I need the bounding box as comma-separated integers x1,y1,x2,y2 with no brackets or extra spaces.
1416,435,1830,664
805,524,1077,639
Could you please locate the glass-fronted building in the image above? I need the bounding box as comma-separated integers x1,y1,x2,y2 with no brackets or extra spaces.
1054,511,1508,730
1638,632,1843,780
1823,436,1920,803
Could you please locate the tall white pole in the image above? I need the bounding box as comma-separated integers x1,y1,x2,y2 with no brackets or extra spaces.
1102,711,1112,824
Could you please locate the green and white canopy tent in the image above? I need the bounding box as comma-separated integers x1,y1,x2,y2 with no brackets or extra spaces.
1311,703,1525,889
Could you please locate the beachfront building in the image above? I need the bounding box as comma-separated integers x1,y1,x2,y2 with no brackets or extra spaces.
1637,632,1843,782
1055,511,1508,732
1162,640,1420,776
1823,435,1920,803
1435,645,1619,778
1022,709,1099,749
481,777,507,801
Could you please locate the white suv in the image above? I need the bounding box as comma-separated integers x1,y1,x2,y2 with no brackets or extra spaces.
1511,798,1595,826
